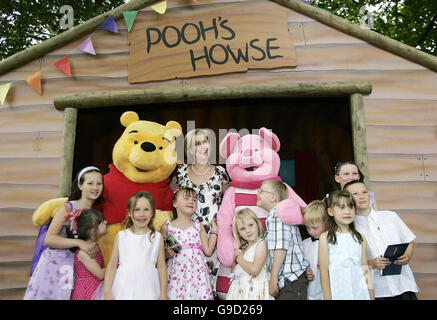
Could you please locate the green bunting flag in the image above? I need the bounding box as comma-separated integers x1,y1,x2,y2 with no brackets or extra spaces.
123,11,138,32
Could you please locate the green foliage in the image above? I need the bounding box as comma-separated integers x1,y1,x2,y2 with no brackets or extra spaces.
0,0,124,60
0,0,435,60
313,0,437,56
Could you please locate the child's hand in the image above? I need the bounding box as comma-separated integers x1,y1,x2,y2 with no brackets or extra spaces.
104,293,115,300
269,276,279,297
160,294,168,300
371,257,391,269
234,249,243,262
210,219,218,233
306,267,315,281
79,241,97,259
164,244,176,259
394,254,410,265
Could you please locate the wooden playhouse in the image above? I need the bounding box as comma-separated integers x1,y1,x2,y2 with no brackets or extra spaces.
0,0,436,299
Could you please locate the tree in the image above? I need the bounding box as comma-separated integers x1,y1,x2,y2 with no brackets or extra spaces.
0,0,435,60
0,0,124,60
312,0,436,56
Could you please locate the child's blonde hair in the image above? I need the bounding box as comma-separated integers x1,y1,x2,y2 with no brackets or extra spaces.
232,208,264,248
264,179,288,202
301,200,328,226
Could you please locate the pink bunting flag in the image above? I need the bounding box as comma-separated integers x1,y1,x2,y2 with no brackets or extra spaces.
53,56,72,77
77,37,96,55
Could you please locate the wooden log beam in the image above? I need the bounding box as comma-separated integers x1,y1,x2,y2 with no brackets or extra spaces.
350,93,369,186
54,81,372,110
272,0,437,72
58,108,77,197
0,0,161,76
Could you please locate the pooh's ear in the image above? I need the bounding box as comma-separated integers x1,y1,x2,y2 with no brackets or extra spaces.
120,111,139,128
164,121,182,140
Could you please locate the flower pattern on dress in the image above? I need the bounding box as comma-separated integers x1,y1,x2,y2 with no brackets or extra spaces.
173,164,229,293
167,221,213,300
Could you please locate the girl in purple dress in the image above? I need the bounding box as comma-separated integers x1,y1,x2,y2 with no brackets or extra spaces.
24,166,103,300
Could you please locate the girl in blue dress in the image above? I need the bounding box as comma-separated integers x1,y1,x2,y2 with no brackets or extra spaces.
318,190,374,300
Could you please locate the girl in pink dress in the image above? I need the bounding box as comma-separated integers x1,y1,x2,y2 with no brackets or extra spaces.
68,209,107,300
161,188,217,300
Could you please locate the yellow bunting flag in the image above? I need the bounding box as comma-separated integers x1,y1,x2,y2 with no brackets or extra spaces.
0,82,12,105
151,1,167,14
25,71,42,96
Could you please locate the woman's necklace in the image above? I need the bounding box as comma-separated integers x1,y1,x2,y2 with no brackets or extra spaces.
191,163,210,176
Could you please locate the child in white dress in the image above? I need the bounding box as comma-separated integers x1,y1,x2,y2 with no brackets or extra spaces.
318,190,374,300
226,208,273,300
104,191,168,300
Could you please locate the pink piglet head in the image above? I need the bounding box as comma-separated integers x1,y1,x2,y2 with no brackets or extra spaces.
219,128,281,182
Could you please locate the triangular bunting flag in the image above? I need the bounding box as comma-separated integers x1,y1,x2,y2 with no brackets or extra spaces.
152,1,167,14
53,56,72,77
123,11,138,32
77,37,96,55
100,15,118,33
25,72,42,96
0,82,12,105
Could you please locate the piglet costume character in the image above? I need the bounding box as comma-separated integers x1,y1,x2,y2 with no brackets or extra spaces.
216,128,306,299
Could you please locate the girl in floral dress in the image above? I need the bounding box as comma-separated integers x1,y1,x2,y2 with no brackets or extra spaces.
170,128,229,295
161,188,217,300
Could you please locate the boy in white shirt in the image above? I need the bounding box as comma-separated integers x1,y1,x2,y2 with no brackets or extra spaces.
344,180,419,300
301,200,328,300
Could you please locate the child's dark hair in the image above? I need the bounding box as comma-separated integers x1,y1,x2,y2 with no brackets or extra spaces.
172,187,198,219
69,167,103,205
66,209,104,251
323,190,363,245
332,161,364,190
123,191,156,241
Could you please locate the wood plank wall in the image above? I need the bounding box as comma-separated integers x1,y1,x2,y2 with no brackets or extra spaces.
0,0,436,299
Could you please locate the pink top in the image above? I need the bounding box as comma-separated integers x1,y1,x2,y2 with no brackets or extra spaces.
71,248,104,300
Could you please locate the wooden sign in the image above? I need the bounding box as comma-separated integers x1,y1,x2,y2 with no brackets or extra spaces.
128,2,297,83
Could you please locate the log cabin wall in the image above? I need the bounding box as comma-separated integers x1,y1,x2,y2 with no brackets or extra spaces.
0,0,436,299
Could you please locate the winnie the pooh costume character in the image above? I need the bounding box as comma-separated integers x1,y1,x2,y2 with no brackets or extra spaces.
31,111,182,266
216,128,306,299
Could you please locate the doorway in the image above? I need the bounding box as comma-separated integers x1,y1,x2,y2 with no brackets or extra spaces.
73,96,353,202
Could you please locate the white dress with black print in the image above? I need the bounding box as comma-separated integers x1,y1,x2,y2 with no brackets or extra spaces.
173,164,230,295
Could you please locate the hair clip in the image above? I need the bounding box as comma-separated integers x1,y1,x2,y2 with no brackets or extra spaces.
64,209,83,239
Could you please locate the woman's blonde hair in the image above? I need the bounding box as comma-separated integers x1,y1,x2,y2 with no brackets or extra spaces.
123,191,156,241
185,128,214,162
232,208,264,248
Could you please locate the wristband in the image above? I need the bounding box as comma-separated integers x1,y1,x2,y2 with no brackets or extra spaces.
210,231,218,236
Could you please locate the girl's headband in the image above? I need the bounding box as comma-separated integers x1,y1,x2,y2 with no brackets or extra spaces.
77,166,100,183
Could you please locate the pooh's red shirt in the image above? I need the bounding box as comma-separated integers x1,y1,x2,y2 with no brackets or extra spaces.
97,164,173,224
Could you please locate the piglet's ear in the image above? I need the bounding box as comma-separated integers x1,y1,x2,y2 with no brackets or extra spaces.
259,127,280,152
219,132,241,158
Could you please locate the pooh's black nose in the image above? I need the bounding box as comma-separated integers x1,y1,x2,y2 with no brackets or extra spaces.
141,142,156,152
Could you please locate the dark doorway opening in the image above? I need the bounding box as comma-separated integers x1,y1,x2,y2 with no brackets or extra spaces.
74,96,353,203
